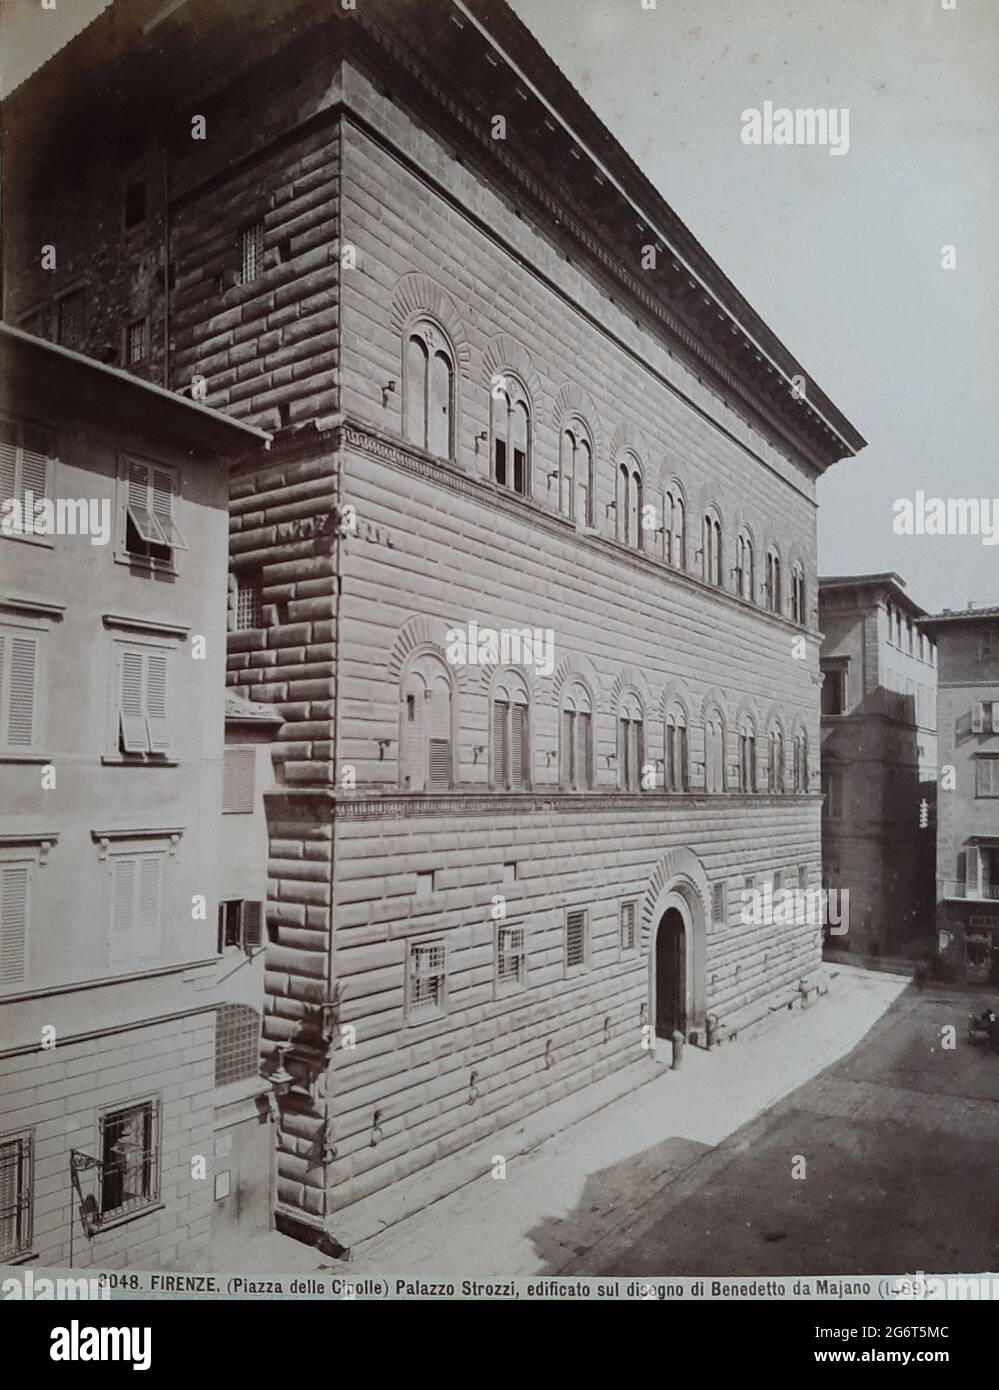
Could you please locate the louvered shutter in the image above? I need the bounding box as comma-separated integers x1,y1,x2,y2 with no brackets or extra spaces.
578,711,592,788
992,703,999,734
566,910,586,968
972,702,985,734
491,699,508,785
152,468,186,550
18,429,49,510
427,679,451,788
110,858,136,967
145,653,171,754
223,746,255,812
0,421,17,501
242,900,264,949
511,701,528,789
135,857,161,963
6,636,36,748
404,336,428,448
126,461,161,544
120,651,147,752
0,865,28,988
427,351,451,459
560,708,574,786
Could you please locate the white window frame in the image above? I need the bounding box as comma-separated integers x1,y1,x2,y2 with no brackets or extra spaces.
495,922,527,995
405,937,448,1021
222,746,256,814
106,635,175,763
0,415,55,549
115,453,186,572
0,612,49,757
105,844,165,972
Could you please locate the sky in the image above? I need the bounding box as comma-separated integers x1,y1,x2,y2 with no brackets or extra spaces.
2,0,997,615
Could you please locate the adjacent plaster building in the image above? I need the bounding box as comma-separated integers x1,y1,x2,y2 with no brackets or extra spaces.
918,606,999,983
2,0,865,1246
818,574,937,960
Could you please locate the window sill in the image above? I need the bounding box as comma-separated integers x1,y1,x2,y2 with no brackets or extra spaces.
101,756,179,767
93,1201,164,1235
0,529,55,549
112,552,178,577
0,1248,38,1266
0,752,51,763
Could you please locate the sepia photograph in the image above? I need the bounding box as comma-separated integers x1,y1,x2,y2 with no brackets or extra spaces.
0,0,996,1356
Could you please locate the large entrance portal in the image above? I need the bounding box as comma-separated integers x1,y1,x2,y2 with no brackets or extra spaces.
655,908,686,1039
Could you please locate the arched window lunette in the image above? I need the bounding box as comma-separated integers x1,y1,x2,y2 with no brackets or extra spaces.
765,545,783,615
399,651,456,792
615,453,644,551
738,716,757,793
734,526,756,602
556,417,595,528
663,483,687,569
701,507,723,587
768,723,785,794
664,703,689,792
792,725,809,792
403,318,456,461
559,679,594,789
490,373,532,497
790,562,807,626
616,689,646,790
704,708,726,793
490,669,531,790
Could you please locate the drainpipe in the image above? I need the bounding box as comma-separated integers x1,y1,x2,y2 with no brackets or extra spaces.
162,144,171,387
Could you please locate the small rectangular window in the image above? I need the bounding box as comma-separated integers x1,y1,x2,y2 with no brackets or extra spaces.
98,1100,160,1222
222,746,255,813
407,939,446,1018
415,869,435,899
240,222,265,284
565,908,587,970
711,882,727,927
234,570,263,631
215,1004,261,1086
56,289,85,349
619,900,637,954
0,1132,33,1260
496,924,526,991
216,899,263,956
126,318,148,366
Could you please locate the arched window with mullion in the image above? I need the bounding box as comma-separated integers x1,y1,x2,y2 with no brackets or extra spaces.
769,726,784,793
559,681,593,789
400,653,455,792
702,509,723,587
403,320,455,460
617,691,645,791
664,705,689,792
491,375,531,497
739,717,757,793
558,419,594,527
490,672,531,790
735,528,755,601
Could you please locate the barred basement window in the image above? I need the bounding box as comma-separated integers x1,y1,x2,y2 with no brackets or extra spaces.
565,908,587,970
496,924,526,991
56,288,85,349
234,570,263,631
98,1100,160,1222
215,1005,261,1086
240,221,265,284
126,318,148,366
0,1132,33,1260
222,746,255,813
712,882,727,927
619,900,637,954
407,940,446,1017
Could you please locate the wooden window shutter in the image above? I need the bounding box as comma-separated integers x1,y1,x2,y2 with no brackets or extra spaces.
6,636,37,748
0,864,29,989
566,909,586,968
578,711,592,788
126,460,163,545
510,702,528,789
110,858,136,967
18,433,48,506
972,702,985,733
135,857,161,963
0,422,17,500
144,653,171,754
404,336,428,448
241,900,263,949
560,708,573,786
151,468,186,551
120,651,147,752
427,350,452,458
427,681,451,788
491,699,508,785
223,746,255,813
966,845,981,894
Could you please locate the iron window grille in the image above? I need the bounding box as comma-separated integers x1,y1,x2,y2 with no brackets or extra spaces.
240,222,265,284
56,289,85,349
497,924,526,989
215,1004,261,1086
126,318,148,365
408,940,446,1016
234,570,263,631
712,882,727,927
619,901,637,953
565,909,587,969
82,1101,161,1224
0,1133,33,1260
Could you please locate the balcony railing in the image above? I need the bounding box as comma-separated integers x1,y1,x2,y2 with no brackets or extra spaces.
941,880,999,901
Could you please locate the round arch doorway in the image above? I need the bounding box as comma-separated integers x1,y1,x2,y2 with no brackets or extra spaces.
654,907,687,1040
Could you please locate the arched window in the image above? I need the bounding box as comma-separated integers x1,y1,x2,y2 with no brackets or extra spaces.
664,705,688,792
793,728,809,792
765,546,783,614
738,717,757,792
491,375,531,496
490,671,531,789
616,455,643,550
665,488,686,569
702,509,723,587
403,319,455,460
790,564,806,625
769,726,785,793
704,711,725,792
215,1004,261,1086
400,652,454,791
558,418,594,527
559,681,593,789
617,691,645,791
735,527,755,602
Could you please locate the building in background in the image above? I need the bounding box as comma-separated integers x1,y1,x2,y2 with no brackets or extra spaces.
818,574,937,962
0,325,269,1269
1,0,864,1248
918,605,999,984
